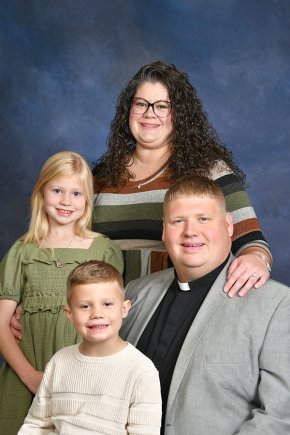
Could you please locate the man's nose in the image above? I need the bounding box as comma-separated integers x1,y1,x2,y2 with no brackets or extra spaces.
183,220,199,236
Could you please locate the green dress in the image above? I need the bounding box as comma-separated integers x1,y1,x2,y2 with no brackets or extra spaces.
0,236,123,435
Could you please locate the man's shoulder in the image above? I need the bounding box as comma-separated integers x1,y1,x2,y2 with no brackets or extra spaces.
126,268,175,291
234,278,290,309
260,278,290,298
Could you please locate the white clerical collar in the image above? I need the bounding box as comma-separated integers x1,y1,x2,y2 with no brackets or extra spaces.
178,281,191,291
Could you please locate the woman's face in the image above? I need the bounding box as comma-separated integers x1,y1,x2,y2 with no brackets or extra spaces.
129,81,173,152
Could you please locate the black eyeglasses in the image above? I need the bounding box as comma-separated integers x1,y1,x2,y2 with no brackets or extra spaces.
131,97,172,118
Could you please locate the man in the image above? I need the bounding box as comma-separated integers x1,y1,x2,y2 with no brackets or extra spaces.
120,175,290,435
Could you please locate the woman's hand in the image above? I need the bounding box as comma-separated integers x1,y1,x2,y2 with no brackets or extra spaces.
224,251,271,297
10,305,22,343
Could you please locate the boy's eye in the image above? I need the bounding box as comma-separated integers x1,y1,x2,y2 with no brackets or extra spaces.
80,304,90,309
104,302,113,307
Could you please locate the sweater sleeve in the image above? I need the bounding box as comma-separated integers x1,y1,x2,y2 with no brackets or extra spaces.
211,162,271,258
18,361,55,434
127,366,162,435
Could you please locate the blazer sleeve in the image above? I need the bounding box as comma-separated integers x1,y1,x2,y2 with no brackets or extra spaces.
235,293,290,434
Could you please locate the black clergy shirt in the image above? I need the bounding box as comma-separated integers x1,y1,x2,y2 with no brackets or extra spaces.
136,256,229,432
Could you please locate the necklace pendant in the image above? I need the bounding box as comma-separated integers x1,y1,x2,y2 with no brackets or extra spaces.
137,184,141,189
56,259,64,268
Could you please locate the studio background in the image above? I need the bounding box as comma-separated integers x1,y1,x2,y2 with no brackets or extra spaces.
1,0,289,285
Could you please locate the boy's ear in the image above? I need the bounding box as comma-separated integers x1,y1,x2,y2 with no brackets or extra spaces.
63,306,73,323
122,299,131,319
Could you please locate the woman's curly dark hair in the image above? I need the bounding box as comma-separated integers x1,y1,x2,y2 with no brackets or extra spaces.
93,61,245,190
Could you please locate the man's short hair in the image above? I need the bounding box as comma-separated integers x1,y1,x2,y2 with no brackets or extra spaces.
67,260,124,305
163,175,226,211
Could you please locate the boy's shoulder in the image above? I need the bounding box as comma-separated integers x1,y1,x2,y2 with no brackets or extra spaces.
122,343,158,372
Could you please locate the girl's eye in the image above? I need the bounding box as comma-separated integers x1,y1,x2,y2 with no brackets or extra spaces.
53,188,61,193
73,191,82,197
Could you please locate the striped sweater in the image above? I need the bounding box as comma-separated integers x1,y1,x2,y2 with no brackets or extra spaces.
18,343,161,435
93,161,270,284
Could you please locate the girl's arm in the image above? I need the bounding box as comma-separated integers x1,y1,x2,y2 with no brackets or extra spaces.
0,299,43,394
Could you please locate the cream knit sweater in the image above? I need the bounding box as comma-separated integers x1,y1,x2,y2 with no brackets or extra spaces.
18,343,161,434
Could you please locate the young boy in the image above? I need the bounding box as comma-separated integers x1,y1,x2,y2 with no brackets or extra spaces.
18,260,161,435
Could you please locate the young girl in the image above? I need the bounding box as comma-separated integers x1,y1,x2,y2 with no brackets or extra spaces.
0,151,123,435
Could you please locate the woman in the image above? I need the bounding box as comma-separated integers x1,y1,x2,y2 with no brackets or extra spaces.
92,61,271,295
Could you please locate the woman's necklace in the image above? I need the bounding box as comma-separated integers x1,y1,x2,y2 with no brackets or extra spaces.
134,164,168,189
130,150,170,189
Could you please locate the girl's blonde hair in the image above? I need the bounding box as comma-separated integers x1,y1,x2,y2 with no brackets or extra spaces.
23,151,94,244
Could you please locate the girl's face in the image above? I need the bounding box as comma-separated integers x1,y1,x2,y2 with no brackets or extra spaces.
43,175,86,228
129,81,173,152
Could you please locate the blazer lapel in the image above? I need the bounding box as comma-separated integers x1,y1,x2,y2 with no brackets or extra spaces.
167,257,232,411
121,269,175,345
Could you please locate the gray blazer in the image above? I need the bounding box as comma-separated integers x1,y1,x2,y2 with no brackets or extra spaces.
121,255,290,435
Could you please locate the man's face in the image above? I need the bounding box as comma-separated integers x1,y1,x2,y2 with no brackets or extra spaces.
162,194,233,282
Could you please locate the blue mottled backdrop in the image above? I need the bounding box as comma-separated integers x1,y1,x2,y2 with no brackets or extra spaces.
1,0,289,284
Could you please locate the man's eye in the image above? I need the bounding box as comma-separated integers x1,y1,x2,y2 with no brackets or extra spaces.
199,217,208,222
172,218,184,224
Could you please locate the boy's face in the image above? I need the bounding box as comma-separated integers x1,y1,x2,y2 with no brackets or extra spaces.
64,280,131,355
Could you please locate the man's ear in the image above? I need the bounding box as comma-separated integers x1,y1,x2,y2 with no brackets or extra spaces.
63,306,73,323
226,212,234,238
122,299,131,319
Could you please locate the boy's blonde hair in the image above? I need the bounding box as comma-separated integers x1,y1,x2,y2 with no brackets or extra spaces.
163,175,227,212
23,151,94,244
67,260,124,306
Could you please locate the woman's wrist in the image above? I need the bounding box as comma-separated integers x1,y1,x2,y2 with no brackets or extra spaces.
252,251,272,272
237,247,272,272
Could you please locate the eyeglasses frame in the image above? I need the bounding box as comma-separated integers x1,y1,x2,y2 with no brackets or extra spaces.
131,97,172,118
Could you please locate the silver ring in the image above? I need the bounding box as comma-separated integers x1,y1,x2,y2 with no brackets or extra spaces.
251,272,260,280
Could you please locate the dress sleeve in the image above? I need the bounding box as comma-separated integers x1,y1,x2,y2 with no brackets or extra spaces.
102,238,124,275
0,240,25,302
127,366,162,434
18,360,55,434
211,162,271,258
